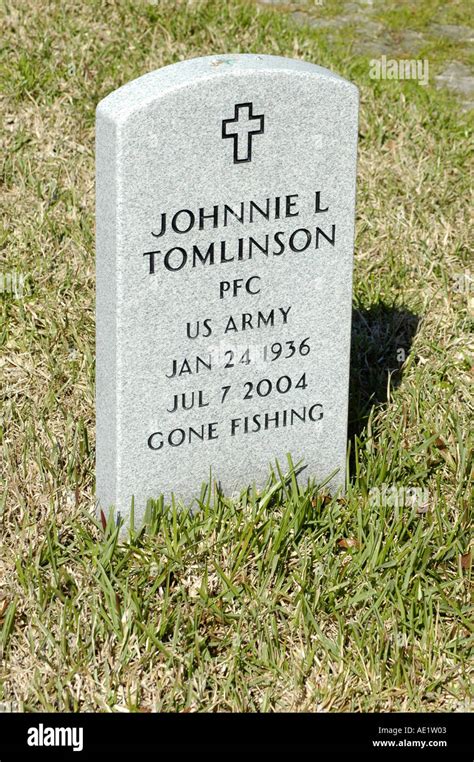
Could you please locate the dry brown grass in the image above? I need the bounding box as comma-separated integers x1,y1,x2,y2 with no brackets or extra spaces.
0,0,472,712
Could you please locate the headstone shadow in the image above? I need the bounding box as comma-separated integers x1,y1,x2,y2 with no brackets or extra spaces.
348,302,420,459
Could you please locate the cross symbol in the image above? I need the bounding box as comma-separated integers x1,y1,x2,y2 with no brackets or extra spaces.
222,102,265,164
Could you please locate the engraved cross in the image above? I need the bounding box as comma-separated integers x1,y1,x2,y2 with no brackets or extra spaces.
222,102,265,164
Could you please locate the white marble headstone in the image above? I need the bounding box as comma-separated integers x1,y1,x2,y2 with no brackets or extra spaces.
96,54,358,524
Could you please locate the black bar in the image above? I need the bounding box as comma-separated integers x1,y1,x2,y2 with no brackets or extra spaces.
0,712,471,758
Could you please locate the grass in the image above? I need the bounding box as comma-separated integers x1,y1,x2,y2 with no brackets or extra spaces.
0,0,473,712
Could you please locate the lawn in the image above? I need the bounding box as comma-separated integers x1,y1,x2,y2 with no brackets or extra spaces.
0,0,472,712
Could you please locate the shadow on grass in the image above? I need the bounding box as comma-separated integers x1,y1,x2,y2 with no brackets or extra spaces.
348,302,420,450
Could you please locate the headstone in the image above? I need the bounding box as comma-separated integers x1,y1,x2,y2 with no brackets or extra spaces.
96,54,358,524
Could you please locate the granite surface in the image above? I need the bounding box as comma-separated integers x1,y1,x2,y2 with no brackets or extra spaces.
96,54,359,524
